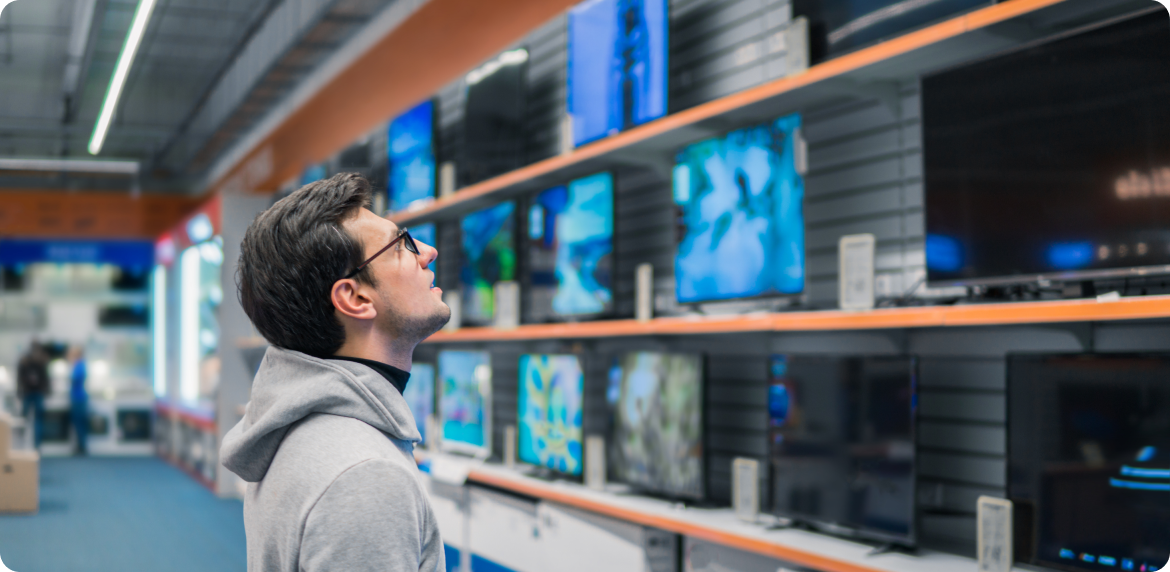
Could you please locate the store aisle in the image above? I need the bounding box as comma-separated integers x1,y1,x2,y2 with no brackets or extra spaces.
0,457,245,572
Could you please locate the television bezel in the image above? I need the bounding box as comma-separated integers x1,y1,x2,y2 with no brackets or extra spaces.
523,171,618,323
567,0,671,148
1005,350,1170,572
458,201,518,327
767,354,919,547
516,353,587,480
387,98,438,214
922,8,1170,289
670,116,807,307
437,349,494,458
607,350,707,502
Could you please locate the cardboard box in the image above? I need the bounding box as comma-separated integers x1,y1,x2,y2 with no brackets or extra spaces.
0,412,12,458
0,449,38,513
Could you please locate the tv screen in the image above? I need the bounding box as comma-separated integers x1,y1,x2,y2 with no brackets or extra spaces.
769,355,917,545
460,202,516,325
673,114,805,304
795,0,986,62
568,0,668,147
923,11,1170,287
438,350,492,456
518,354,585,476
1008,353,1170,572
403,362,435,445
464,49,528,184
300,164,326,186
607,352,704,499
409,223,437,273
388,100,436,212
527,172,614,322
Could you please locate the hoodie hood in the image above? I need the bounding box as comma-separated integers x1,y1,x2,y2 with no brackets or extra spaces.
221,346,421,482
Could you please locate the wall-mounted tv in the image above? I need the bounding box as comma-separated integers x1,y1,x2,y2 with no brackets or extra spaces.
409,222,437,273
769,355,917,546
300,163,327,186
388,100,436,213
460,202,516,325
1008,352,1170,572
568,0,668,147
464,49,529,185
673,113,805,304
795,0,987,62
923,11,1170,287
607,351,704,499
527,172,614,322
438,350,492,456
518,354,585,476
403,362,435,445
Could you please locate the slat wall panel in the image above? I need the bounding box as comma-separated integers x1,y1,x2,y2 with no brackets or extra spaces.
669,0,796,113
612,166,676,318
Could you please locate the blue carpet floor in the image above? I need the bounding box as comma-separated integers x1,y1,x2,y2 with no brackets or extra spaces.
0,457,246,572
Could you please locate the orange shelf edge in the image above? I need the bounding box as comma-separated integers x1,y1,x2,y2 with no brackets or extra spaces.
391,0,1069,226
466,469,891,572
423,296,1170,343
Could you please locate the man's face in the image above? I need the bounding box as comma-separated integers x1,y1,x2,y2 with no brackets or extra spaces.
341,208,449,342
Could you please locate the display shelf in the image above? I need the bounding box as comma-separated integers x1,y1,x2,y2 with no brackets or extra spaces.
422,294,1170,343
386,0,1122,226
417,453,997,572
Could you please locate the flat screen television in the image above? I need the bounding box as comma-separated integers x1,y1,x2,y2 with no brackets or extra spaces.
526,172,614,322
300,164,326,186
769,355,917,545
1008,352,1170,572
464,49,528,185
673,113,805,304
460,202,516,325
438,350,492,456
409,222,437,273
568,0,668,147
607,351,704,499
403,362,435,445
794,0,987,62
388,100,436,213
518,354,585,476
923,11,1170,287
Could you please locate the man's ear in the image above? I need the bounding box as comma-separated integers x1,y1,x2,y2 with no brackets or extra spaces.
330,279,378,321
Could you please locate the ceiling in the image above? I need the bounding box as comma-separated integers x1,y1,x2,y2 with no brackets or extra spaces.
0,0,395,193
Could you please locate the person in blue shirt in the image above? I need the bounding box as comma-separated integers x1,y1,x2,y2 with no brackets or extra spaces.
68,346,88,456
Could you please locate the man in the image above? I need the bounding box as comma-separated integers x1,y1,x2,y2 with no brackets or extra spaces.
16,341,50,449
221,173,450,572
67,345,89,456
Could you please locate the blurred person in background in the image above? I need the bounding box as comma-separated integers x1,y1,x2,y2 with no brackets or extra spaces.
68,345,89,456
17,341,50,449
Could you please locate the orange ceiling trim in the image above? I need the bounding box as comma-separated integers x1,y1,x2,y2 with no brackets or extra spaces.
0,190,203,239
210,0,581,196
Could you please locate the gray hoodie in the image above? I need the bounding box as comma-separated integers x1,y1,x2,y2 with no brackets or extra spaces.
221,346,444,572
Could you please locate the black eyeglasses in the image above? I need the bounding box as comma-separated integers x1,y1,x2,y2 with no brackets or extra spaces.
343,229,420,279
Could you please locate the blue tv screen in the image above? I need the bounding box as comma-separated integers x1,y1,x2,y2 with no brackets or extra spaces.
568,0,668,147
438,350,491,455
300,164,327,186
388,100,436,212
518,354,585,476
409,222,437,273
460,202,516,324
527,172,614,321
402,363,435,445
673,113,805,304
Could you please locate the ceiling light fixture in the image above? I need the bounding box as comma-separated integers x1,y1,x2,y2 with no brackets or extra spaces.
0,0,19,19
0,157,139,174
87,0,158,155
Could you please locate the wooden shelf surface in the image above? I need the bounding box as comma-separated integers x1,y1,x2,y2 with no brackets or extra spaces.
423,295,1170,343
391,0,1082,226
422,456,992,572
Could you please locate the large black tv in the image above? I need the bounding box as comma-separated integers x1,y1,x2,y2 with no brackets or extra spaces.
463,49,529,185
923,10,1170,287
768,355,917,546
795,0,987,62
1008,353,1170,572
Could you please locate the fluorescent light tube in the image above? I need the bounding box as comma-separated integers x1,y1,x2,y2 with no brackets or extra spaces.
88,0,157,155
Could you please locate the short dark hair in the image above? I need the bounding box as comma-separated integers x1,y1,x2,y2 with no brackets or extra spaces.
237,173,376,357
